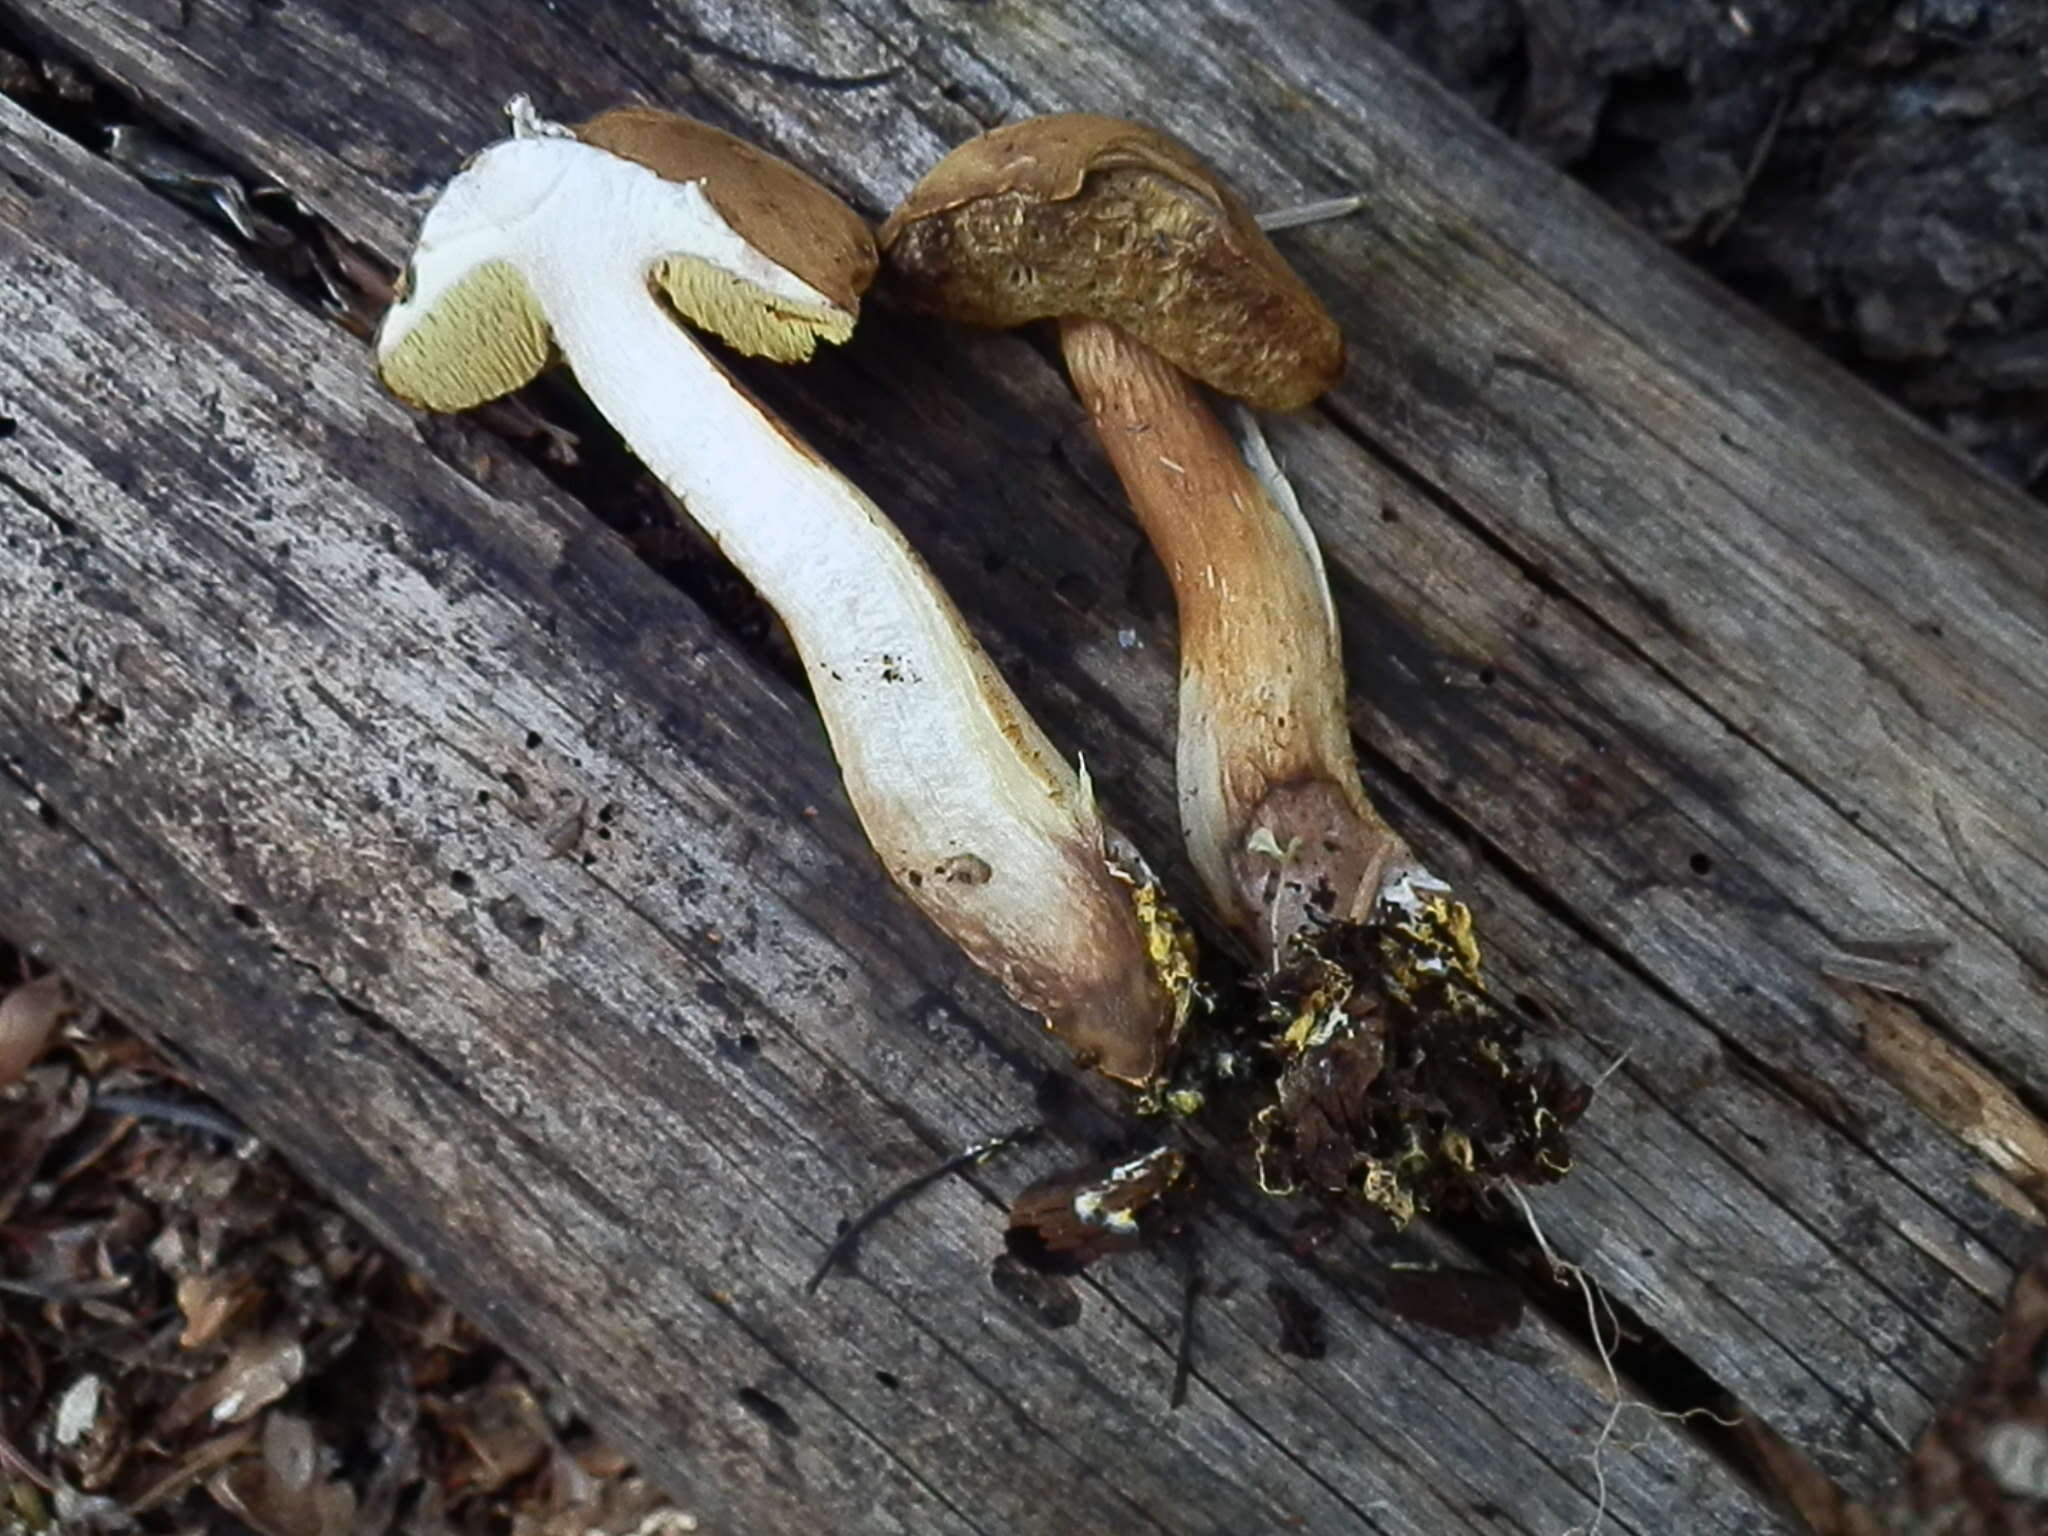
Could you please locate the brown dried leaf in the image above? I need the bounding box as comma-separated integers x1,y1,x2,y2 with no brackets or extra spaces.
434,1369,552,1497
159,1335,306,1436
203,1413,357,1536
0,973,71,1088
177,1268,257,1350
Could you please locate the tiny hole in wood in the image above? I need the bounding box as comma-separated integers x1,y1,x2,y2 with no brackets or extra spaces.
733,1387,800,1437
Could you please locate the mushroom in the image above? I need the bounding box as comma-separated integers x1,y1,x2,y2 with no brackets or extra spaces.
879,113,1407,967
377,100,1195,1084
881,114,1585,1221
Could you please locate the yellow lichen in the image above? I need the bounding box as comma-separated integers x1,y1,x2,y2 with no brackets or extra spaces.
1279,971,1350,1054
1165,1087,1206,1117
1251,1105,1300,1196
1443,899,1483,979
1358,1163,1416,1228
1393,1128,1431,1174
1441,1129,1475,1172
1126,877,1201,1044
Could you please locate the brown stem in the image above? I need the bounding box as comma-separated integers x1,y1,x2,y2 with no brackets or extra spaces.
1060,315,1406,962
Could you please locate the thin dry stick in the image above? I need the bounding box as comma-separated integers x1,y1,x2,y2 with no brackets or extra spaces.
807,1125,1041,1293
1590,1049,1634,1091
1255,194,1370,231
0,1425,53,1492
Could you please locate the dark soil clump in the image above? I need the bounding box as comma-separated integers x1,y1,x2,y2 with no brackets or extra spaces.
1241,903,1588,1225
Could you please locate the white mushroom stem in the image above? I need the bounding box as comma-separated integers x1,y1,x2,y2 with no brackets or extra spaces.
554,272,1111,942
1061,315,1409,964
382,136,1184,1080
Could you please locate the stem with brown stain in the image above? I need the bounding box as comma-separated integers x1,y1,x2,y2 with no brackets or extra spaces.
1061,315,1405,965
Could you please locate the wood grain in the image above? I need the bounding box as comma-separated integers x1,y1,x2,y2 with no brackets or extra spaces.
3,0,2045,1525
0,92,1771,1536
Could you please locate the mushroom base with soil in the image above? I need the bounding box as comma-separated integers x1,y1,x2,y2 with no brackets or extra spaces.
1237,902,1590,1226
1001,871,1591,1270
1057,316,1589,1232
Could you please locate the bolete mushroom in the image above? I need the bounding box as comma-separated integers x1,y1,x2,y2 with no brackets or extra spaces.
377,100,1195,1084
878,114,1409,965
882,115,1585,1222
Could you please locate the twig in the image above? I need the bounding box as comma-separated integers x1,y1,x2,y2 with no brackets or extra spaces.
1170,1233,1202,1409
806,1125,1041,1293
0,1422,54,1492
1590,1050,1633,1091
1703,87,1793,247
93,1091,249,1143
1256,194,1369,231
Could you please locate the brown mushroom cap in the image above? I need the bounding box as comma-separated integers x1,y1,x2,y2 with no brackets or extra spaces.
878,114,1343,411
563,106,876,365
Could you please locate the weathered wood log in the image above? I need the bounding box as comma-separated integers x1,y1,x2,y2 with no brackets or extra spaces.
3,0,2044,1527
0,86,1767,1536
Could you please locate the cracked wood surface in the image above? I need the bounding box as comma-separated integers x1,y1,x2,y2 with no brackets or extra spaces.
2,0,2045,1529
0,86,1765,1536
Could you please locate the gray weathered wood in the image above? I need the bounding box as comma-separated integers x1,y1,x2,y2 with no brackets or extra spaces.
4,0,2046,1524
0,95,1774,1536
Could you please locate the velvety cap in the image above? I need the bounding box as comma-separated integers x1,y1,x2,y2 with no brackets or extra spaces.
880,114,1343,410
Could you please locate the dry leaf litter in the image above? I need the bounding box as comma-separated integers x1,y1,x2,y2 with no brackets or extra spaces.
0,947,696,1536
